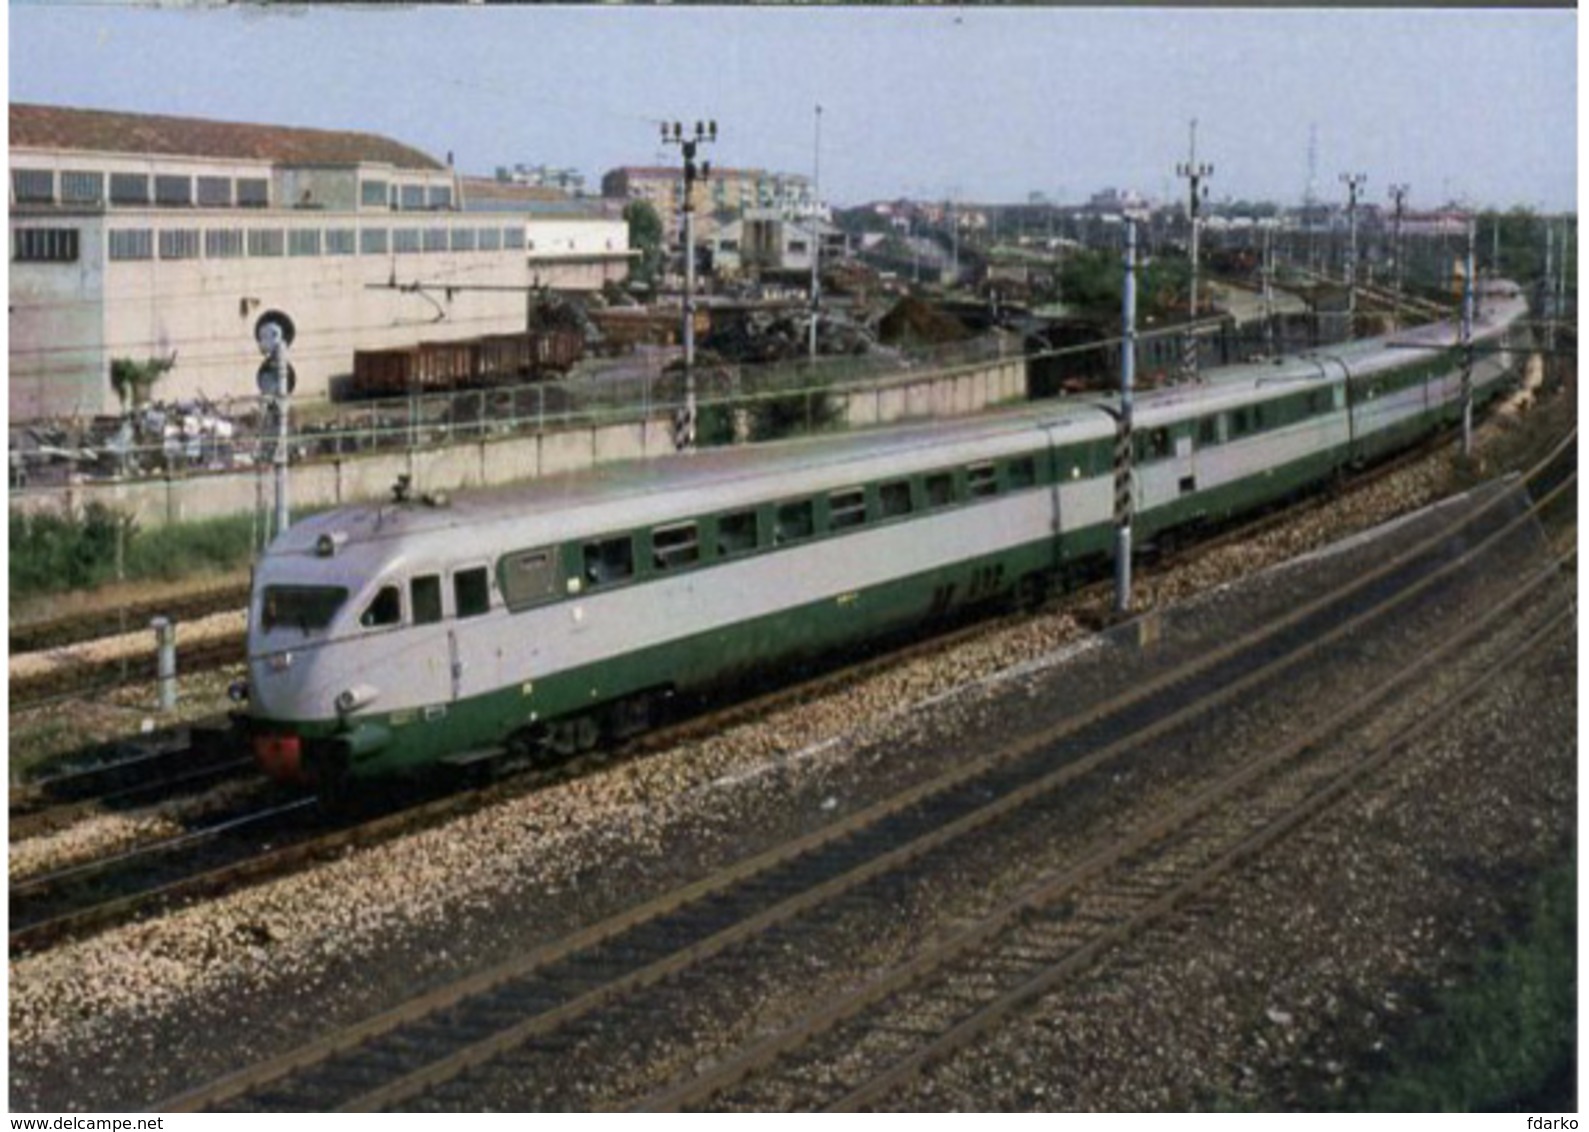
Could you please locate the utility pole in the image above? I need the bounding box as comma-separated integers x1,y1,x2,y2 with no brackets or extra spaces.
661,119,716,453
1176,118,1213,382
253,311,296,546
1340,172,1368,335
1461,216,1476,457
1388,183,1409,329
1261,221,1276,357
1114,218,1138,615
809,104,822,364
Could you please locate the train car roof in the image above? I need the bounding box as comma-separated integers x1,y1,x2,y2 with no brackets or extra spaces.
263,294,1525,580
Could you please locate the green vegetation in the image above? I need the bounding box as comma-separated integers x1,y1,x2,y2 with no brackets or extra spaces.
10,505,262,601
1052,248,1192,320
623,199,665,293
1348,863,1576,1112
108,355,175,410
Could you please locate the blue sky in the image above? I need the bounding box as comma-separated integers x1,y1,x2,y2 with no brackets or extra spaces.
9,5,1578,212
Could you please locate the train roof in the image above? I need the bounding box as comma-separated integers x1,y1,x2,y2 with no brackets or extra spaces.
264,291,1526,581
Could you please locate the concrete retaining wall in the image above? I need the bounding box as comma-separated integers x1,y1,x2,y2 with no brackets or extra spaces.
13,358,1028,528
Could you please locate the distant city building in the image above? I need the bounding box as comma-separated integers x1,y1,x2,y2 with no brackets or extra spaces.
494,163,587,196
9,104,621,417
601,165,819,245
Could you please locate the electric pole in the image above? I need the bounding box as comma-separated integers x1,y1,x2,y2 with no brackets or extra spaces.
1176,118,1213,382
1340,172,1367,335
661,119,716,453
1461,216,1476,457
809,104,822,364
1388,183,1409,329
1115,218,1138,615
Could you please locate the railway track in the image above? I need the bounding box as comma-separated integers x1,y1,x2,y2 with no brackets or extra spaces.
9,583,250,655
156,447,1571,1112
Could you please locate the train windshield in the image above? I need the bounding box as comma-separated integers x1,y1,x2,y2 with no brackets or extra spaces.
262,585,349,634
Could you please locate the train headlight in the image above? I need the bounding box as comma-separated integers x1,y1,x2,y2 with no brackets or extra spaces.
335,684,380,715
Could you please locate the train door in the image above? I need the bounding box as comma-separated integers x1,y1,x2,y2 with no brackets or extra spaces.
446,562,496,702
406,572,453,709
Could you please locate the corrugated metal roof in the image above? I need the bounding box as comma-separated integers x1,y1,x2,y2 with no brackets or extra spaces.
11,103,446,171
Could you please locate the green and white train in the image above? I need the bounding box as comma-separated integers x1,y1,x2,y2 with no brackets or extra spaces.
243,283,1528,792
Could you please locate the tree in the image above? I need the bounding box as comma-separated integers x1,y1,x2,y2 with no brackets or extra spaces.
109,355,175,411
623,200,665,294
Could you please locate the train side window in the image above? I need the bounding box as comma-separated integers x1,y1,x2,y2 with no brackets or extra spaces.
967,463,998,498
1136,427,1171,462
500,550,558,610
924,472,955,509
1229,407,1253,439
454,566,491,618
775,500,814,544
1007,457,1037,490
717,511,760,557
412,575,443,625
652,523,700,570
1197,416,1220,448
582,537,634,587
360,584,402,629
879,480,914,518
828,488,867,530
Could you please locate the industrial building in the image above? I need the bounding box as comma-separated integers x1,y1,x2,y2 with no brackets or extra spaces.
9,104,629,419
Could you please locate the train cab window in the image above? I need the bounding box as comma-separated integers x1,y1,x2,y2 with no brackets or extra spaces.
454,566,491,618
775,501,815,544
360,584,402,629
262,585,347,634
967,463,998,498
412,575,443,625
1007,457,1037,490
879,480,914,518
582,537,634,587
652,523,700,570
828,489,867,530
717,511,760,557
924,473,954,509
500,550,558,610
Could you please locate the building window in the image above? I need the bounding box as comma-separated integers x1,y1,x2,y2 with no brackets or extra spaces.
361,179,389,208
196,177,233,207
503,227,525,249
60,171,104,205
205,229,245,259
399,184,425,210
236,178,269,208
158,229,201,260
155,175,193,207
326,228,357,256
451,227,477,252
423,227,448,253
247,229,285,257
478,227,502,251
361,228,389,255
289,229,322,257
13,228,79,263
427,185,453,210
108,229,154,261
393,228,422,254
13,169,55,204
110,173,151,206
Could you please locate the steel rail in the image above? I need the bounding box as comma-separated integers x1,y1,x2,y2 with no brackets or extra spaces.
636,552,1572,1111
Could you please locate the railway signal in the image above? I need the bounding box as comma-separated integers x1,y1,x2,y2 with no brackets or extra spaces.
661,119,717,453
254,309,296,543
